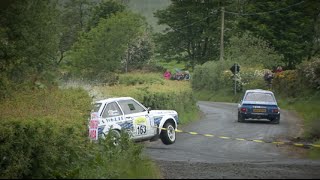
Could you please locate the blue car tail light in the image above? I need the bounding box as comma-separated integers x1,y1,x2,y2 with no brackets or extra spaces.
240,107,247,112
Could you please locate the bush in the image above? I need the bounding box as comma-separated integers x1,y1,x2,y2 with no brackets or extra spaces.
0,88,160,178
137,84,198,124
297,57,320,90
192,61,234,91
118,72,164,86
272,70,301,97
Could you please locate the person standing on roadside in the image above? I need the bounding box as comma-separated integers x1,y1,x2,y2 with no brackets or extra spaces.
163,69,171,80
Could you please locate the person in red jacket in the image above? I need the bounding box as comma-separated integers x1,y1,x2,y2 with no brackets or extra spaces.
163,69,171,80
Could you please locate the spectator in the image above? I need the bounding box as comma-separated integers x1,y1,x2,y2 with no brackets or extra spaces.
163,69,171,80
275,66,283,73
264,70,274,89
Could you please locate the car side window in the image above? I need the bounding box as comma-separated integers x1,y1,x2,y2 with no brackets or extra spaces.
102,102,123,118
118,99,146,115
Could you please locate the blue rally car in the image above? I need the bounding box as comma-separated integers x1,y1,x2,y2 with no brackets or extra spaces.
238,89,280,124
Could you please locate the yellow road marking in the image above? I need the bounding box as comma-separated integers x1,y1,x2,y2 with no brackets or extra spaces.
219,136,230,139
293,143,304,147
311,144,320,148
204,134,214,137
253,140,264,143
272,142,285,145
165,128,320,149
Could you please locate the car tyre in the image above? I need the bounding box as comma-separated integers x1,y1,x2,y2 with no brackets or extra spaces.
271,116,280,124
109,129,121,146
160,122,176,145
238,112,245,122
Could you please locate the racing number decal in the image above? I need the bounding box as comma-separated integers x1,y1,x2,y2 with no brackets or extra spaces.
136,125,147,135
134,116,147,136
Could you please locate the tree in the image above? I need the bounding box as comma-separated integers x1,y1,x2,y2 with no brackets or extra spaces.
0,0,60,91
57,0,94,65
123,29,154,72
154,0,234,67
87,0,126,31
237,0,320,69
225,32,284,69
67,11,146,82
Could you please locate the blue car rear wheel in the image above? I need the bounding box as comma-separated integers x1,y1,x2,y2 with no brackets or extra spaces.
238,112,245,122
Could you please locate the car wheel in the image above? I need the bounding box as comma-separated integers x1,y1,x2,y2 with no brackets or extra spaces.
271,118,280,124
160,122,176,145
238,112,245,122
109,129,121,146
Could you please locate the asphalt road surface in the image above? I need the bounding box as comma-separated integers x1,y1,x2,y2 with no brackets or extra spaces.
144,101,320,179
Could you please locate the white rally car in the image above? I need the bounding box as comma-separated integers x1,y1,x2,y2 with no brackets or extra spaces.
90,97,179,145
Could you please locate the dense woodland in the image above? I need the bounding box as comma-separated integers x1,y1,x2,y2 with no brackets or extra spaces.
1,0,319,98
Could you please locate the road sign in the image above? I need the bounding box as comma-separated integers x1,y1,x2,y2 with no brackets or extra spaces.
230,63,240,75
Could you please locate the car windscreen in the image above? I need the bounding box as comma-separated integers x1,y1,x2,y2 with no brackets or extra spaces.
92,103,102,112
244,92,275,102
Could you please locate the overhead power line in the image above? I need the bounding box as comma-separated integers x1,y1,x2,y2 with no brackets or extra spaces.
164,1,305,33
165,10,218,32
225,1,305,16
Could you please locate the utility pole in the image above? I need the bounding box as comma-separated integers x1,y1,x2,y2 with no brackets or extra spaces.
234,65,237,95
220,7,225,61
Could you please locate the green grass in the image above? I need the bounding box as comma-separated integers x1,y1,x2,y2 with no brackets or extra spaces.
277,93,320,159
156,59,189,74
194,89,243,103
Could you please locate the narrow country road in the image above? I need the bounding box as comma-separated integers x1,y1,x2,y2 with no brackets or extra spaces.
144,101,320,179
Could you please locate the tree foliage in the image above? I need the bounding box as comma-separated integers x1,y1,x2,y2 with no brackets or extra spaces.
124,29,154,72
0,0,60,97
225,31,284,69
57,0,95,65
87,0,126,31
154,0,234,67
237,0,320,68
67,11,147,82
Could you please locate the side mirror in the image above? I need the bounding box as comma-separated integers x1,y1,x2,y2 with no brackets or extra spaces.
147,107,151,113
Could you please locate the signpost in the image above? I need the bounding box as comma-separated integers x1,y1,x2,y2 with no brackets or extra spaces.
230,63,240,95
89,112,99,141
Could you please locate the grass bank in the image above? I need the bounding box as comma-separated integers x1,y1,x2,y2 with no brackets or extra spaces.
0,88,161,178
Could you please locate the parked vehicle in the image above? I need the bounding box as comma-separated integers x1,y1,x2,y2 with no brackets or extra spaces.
172,68,190,80
90,97,179,145
238,89,280,124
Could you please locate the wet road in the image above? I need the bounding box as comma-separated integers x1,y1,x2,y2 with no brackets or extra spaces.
144,101,320,179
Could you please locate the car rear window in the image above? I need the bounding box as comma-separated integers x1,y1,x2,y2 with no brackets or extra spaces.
244,92,275,102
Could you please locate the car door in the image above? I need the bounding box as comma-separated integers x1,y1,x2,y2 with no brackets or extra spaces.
117,99,155,140
100,102,125,137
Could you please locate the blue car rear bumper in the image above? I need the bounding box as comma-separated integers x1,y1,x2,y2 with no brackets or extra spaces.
239,112,280,120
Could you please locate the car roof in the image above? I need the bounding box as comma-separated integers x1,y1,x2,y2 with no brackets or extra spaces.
245,89,274,94
95,97,134,104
